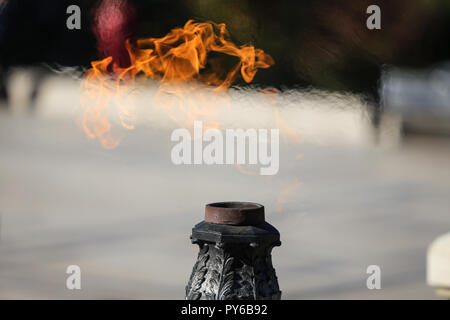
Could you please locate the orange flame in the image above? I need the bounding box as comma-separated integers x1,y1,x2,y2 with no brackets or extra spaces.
81,20,274,148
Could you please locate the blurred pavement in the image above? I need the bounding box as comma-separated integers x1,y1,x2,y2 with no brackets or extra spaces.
0,74,449,299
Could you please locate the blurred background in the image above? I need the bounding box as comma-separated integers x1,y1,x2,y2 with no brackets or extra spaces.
0,0,449,299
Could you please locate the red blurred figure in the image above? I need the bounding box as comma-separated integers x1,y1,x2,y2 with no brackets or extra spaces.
93,0,136,68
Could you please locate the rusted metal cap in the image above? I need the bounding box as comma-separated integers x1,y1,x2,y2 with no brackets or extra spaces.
205,202,265,226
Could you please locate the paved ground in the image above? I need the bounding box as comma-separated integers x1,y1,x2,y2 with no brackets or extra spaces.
0,76,449,299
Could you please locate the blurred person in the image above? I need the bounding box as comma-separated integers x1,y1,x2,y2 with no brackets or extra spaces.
93,0,137,69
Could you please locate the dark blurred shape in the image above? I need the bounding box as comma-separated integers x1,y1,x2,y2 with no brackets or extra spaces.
0,0,449,109
0,0,11,103
0,0,98,107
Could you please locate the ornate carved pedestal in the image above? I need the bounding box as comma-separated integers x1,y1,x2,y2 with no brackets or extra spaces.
186,202,281,300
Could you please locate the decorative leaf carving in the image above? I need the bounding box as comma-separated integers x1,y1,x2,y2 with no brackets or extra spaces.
186,245,209,300
218,255,234,300
186,240,280,300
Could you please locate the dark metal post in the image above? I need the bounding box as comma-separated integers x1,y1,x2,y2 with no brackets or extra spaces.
186,202,281,300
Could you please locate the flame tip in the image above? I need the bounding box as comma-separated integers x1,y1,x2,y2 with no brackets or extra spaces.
82,19,274,149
